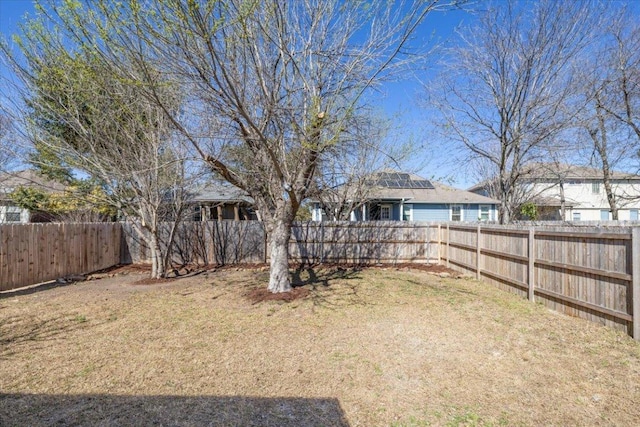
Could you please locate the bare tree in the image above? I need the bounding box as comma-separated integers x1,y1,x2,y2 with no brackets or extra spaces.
0,111,21,172
5,40,194,278
12,0,462,292
573,7,640,220
595,10,640,144
432,0,596,223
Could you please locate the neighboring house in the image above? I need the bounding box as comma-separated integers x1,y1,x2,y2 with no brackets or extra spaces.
468,163,640,221
0,170,66,223
191,184,258,221
311,171,499,222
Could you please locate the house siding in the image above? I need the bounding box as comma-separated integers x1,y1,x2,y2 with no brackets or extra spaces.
412,204,450,221
392,204,401,221
466,205,479,222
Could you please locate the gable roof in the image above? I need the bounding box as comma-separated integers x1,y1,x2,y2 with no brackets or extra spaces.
522,163,640,181
0,170,67,198
468,163,640,193
191,183,254,204
369,171,499,204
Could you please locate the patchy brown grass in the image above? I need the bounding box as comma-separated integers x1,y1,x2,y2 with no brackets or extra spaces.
1,266,640,426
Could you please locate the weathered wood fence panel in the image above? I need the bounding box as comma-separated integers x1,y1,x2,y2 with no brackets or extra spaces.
441,224,637,337
121,221,266,265
0,223,121,292
121,221,440,266
288,222,439,264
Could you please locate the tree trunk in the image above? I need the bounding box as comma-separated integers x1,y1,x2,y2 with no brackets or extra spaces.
559,182,566,220
149,232,164,279
267,218,293,293
602,168,618,220
499,198,510,224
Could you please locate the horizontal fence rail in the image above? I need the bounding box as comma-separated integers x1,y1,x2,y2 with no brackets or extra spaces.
0,223,121,292
440,223,639,339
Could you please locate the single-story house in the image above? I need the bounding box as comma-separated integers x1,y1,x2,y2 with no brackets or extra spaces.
311,171,499,222
0,170,67,223
191,184,258,221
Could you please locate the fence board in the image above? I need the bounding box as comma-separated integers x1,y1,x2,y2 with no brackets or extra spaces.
441,223,635,336
0,223,122,292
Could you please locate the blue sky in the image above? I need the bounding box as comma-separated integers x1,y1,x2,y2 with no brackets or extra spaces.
0,0,35,39
0,1,476,185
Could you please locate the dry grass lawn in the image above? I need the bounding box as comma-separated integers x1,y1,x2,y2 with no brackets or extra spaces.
1,266,640,426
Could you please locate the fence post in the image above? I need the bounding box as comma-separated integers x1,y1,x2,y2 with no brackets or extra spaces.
632,227,640,340
436,224,441,264
263,223,268,264
320,221,325,264
528,227,535,302
476,225,481,280
446,224,450,268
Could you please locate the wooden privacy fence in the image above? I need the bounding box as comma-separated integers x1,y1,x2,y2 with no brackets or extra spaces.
122,221,441,265
290,221,439,264
5,220,640,340
0,223,122,292
440,224,640,339
121,221,266,265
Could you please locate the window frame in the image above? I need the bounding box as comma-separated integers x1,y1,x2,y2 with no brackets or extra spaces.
3,206,22,223
451,204,462,222
380,204,392,221
402,204,413,221
479,205,490,221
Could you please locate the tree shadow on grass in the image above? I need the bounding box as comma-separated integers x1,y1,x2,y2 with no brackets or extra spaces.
291,265,368,309
0,314,97,359
0,393,350,427
0,280,77,300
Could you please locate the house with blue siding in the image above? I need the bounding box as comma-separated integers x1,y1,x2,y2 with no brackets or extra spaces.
311,172,499,222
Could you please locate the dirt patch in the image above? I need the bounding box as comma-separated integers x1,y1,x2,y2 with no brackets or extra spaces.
245,286,311,304
2,268,640,426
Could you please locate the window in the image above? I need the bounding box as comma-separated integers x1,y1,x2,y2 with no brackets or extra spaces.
402,204,413,221
592,182,600,194
5,212,21,222
451,205,462,221
572,212,581,221
631,209,639,221
479,205,490,221
4,207,22,223
600,210,610,221
380,205,391,220
193,205,202,221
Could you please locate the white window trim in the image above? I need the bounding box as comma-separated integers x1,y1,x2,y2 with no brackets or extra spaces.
403,204,413,221
451,204,462,221
479,204,490,221
380,204,392,221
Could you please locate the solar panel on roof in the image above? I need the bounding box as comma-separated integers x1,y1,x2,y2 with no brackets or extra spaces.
373,176,435,189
